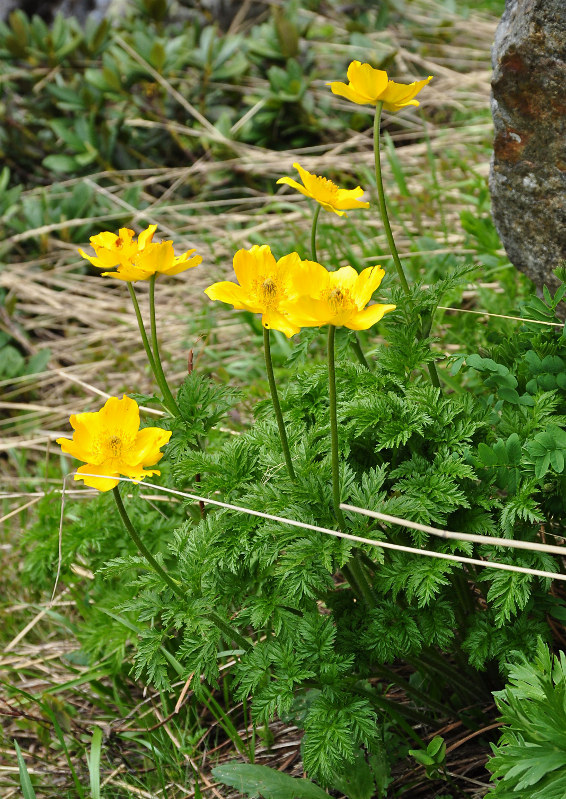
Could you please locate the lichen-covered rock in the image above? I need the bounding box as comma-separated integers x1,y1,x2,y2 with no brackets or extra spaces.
489,0,566,294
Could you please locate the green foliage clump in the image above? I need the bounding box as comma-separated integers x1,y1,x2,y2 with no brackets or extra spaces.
488,641,566,799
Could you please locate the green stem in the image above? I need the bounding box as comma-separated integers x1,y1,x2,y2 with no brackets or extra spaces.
263,327,296,481
341,562,363,603
374,102,442,389
113,486,182,597
112,487,252,652
349,334,371,370
373,101,410,296
310,203,321,261
328,325,346,529
127,283,158,377
149,274,180,417
420,310,441,388
348,551,376,608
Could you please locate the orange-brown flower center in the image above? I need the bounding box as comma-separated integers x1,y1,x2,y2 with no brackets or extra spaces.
327,286,353,312
108,434,122,455
259,277,281,308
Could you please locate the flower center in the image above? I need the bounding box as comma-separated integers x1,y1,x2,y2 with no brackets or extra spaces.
107,434,123,456
314,176,339,203
115,238,123,249
259,277,281,307
327,286,353,312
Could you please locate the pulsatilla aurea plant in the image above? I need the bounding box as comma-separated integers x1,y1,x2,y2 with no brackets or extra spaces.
52,62,566,785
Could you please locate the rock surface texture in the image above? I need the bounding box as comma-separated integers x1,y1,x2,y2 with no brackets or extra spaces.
490,0,566,294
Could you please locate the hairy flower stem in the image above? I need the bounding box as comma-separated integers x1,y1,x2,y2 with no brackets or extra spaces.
373,102,410,296
373,102,441,389
112,487,252,652
113,485,182,595
310,203,321,262
148,274,180,417
127,284,158,377
263,328,296,481
350,335,371,370
328,326,376,607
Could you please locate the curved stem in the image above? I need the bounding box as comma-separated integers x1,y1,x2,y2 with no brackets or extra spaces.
263,327,296,481
127,283,158,377
328,325,346,529
374,103,442,390
373,101,410,296
348,551,376,608
310,203,321,262
149,274,180,417
112,487,252,652
349,334,371,370
113,485,182,597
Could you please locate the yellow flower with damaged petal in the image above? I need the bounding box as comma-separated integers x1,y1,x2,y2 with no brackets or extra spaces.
276,162,369,217
57,395,171,492
79,225,157,270
328,61,432,112
79,225,202,282
103,240,202,282
285,265,396,330
204,244,322,338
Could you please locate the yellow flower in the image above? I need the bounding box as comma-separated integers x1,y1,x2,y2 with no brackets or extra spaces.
328,61,432,112
57,395,171,492
276,162,370,217
204,245,323,338
79,225,156,270
285,265,396,330
104,241,202,282
79,225,202,282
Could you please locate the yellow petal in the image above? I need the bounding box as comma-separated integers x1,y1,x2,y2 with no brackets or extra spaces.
262,308,301,338
334,187,370,211
164,252,202,276
328,266,359,294
343,303,396,330
118,463,161,482
126,427,172,467
276,176,313,200
138,224,158,250
327,80,374,105
99,395,140,440
57,417,103,464
232,245,273,292
346,61,388,102
204,280,251,310
381,76,432,111
134,241,174,275
353,266,385,308
101,266,152,281
74,463,120,492
286,258,329,299
283,295,332,328
78,248,120,270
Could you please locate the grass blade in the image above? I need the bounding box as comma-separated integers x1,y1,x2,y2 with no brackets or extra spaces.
14,740,37,799
88,726,103,799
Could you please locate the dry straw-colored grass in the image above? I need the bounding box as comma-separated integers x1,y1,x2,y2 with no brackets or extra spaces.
1,1,502,795
0,0,497,456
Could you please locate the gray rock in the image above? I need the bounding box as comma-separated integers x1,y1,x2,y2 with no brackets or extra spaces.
489,0,566,296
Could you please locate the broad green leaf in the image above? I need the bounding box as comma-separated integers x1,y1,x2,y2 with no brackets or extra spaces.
213,764,328,799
